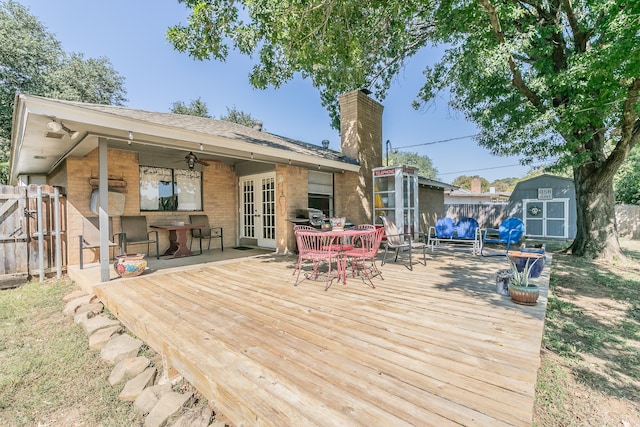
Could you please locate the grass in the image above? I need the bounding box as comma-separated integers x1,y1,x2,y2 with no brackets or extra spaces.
533,239,640,426
0,279,142,426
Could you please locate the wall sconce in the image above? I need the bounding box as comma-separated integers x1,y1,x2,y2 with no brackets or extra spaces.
185,151,198,170
47,120,79,139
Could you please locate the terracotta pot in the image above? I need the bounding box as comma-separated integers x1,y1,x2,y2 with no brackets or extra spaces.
113,253,147,278
509,284,540,305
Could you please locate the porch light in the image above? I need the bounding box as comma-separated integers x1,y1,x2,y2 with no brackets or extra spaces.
185,151,198,170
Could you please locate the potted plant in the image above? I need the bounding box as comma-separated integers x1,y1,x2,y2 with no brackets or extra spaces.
508,257,540,305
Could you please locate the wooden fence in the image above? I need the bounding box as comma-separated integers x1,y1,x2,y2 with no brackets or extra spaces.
0,184,66,287
444,203,511,229
615,204,640,239
445,203,640,240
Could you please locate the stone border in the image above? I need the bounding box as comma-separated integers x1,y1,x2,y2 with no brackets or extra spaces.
63,288,227,427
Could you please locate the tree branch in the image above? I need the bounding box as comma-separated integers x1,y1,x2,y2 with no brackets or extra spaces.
479,0,543,111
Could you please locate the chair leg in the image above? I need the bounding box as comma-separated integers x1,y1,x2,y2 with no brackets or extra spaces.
382,246,389,266
408,246,413,271
200,237,203,255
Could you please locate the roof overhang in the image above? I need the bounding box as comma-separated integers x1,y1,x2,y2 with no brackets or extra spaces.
9,94,360,184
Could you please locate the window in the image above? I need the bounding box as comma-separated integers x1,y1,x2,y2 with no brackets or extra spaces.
308,171,333,217
139,166,202,211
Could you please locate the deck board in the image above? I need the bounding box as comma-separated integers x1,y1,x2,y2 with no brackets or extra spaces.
95,251,549,426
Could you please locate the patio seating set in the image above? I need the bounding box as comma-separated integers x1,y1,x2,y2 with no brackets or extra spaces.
292,216,428,290
79,214,222,269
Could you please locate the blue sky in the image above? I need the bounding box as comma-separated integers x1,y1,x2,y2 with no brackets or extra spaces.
18,0,532,183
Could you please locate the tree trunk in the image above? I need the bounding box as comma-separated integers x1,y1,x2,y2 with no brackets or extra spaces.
570,164,623,260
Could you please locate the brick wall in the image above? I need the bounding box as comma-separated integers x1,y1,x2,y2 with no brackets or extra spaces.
276,165,308,253
65,148,238,265
338,90,384,224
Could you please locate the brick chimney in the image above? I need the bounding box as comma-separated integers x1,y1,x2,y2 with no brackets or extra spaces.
337,90,383,223
471,177,482,194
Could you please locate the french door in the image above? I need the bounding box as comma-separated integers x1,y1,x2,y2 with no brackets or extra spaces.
239,173,276,248
523,198,569,238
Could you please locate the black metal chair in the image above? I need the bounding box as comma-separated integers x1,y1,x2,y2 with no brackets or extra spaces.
120,216,159,258
189,215,223,254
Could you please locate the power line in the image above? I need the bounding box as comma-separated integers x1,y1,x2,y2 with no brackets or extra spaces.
440,161,546,176
393,134,479,150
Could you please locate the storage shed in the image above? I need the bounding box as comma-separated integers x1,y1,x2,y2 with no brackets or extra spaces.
509,174,576,239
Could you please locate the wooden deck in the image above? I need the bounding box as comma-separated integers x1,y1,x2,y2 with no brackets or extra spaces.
94,250,549,426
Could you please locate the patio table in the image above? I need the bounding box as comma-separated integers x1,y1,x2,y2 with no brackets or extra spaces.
150,224,203,259
319,228,375,284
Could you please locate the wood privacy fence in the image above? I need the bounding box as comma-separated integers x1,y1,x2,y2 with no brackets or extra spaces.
0,184,66,285
445,203,640,240
444,204,512,229
616,204,640,239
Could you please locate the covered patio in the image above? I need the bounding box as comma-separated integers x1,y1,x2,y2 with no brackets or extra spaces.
81,250,550,426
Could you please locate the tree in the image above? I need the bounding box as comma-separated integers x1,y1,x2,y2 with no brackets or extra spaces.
386,151,437,179
0,1,127,183
170,97,211,117
168,1,640,259
219,106,259,128
614,145,640,205
452,175,490,192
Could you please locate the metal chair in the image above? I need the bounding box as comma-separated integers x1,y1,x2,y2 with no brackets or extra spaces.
120,216,159,259
379,216,427,271
344,227,385,287
189,215,223,254
293,231,340,290
78,217,119,269
481,217,524,256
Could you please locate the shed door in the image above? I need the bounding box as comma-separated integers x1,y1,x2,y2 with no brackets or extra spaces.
523,199,569,238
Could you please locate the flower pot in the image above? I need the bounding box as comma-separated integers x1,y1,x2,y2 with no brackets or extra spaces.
113,253,147,278
508,251,545,278
330,217,346,231
509,284,540,305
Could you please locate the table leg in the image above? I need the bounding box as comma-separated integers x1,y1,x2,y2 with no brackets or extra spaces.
162,230,179,256
170,228,196,258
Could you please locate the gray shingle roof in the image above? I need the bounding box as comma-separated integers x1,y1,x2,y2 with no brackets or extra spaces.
56,99,358,165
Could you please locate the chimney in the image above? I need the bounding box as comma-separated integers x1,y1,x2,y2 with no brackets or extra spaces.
252,120,263,131
338,89,384,223
471,177,482,194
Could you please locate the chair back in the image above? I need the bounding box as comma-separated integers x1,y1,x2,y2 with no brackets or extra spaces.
456,217,479,239
190,214,211,238
120,216,150,242
362,227,386,257
379,216,405,246
435,217,456,238
499,217,525,243
296,231,335,255
82,217,114,246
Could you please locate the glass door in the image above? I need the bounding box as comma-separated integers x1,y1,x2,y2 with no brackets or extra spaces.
240,173,276,248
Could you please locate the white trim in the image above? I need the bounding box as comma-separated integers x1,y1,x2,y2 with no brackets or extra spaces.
523,198,569,238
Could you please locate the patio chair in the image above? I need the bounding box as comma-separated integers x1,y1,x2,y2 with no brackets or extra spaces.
78,217,119,269
344,227,385,287
120,216,159,259
353,224,377,230
293,231,340,290
189,214,223,254
379,216,427,271
481,217,525,256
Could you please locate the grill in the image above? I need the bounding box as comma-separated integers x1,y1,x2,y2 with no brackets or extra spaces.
289,208,327,229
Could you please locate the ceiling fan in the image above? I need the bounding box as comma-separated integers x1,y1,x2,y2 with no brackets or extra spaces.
184,151,217,169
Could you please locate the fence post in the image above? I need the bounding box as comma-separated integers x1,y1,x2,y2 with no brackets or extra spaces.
36,186,44,282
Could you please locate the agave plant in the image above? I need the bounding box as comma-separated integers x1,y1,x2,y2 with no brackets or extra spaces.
509,256,540,287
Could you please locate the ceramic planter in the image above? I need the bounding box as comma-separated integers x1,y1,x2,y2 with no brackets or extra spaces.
509,284,540,305
113,253,147,278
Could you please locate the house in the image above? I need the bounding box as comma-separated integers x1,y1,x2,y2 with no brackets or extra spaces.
508,174,576,239
9,90,452,281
